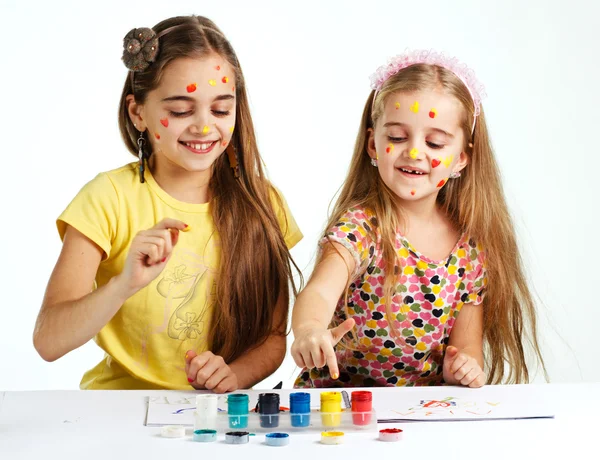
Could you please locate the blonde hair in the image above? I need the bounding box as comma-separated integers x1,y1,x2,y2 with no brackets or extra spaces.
325,64,546,384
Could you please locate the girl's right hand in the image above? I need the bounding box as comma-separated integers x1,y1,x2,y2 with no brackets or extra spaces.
115,218,189,299
291,318,355,380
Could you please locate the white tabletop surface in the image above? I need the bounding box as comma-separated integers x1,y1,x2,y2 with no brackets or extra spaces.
0,383,597,459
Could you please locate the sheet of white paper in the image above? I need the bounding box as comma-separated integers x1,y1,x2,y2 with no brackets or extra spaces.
145,387,554,426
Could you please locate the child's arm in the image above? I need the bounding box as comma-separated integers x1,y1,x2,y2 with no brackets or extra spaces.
33,219,187,362
185,290,290,393
443,302,486,387
290,243,356,379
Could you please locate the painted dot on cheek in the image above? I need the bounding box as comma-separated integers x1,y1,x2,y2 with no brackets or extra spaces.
411,189,416,196
160,118,169,127
155,133,160,140
222,140,228,147
222,76,229,84
186,83,197,93
429,108,437,118
395,102,400,110
437,179,447,188
216,65,221,71
386,143,394,154
202,126,209,134
409,148,419,159
232,86,235,92
431,158,441,168
442,155,454,167
229,126,234,133
208,79,217,86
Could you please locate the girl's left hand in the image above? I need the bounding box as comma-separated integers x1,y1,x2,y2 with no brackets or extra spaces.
442,346,487,388
185,350,239,394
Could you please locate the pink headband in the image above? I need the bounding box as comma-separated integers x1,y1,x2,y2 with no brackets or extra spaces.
369,49,487,134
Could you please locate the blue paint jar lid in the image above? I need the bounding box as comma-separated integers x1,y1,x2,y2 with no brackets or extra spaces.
265,432,290,446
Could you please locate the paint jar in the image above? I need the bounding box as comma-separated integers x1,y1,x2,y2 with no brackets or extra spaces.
351,391,372,426
289,392,311,427
320,391,342,427
227,393,249,429
257,393,280,428
195,394,218,430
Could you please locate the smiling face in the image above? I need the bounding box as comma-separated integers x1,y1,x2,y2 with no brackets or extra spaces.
128,54,236,173
368,89,469,203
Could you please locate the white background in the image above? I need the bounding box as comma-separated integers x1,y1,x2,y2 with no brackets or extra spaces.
0,0,598,390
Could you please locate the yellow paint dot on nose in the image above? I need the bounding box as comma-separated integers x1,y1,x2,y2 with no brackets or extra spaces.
208,79,217,86
409,148,419,159
410,101,419,113
202,125,209,134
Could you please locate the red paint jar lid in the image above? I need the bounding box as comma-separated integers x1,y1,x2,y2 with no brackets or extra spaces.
351,391,373,402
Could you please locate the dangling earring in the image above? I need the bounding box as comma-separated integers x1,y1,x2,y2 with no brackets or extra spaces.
137,131,146,183
449,171,462,179
226,143,240,178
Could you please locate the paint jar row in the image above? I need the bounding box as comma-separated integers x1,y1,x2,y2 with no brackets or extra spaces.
194,391,377,433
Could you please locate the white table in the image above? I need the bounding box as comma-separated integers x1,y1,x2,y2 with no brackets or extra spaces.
0,384,597,459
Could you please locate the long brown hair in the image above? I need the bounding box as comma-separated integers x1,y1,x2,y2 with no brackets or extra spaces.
117,15,301,362
326,64,546,384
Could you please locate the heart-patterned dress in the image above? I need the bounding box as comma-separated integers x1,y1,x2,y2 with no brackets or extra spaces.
294,207,487,388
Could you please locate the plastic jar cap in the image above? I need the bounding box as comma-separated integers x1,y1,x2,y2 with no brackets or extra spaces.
265,432,290,446
320,431,344,444
379,428,403,442
351,391,373,402
290,392,310,402
161,425,185,438
320,391,342,402
196,395,218,414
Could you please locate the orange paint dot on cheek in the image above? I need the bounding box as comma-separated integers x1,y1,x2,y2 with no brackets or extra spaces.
186,83,197,93
155,133,160,140
437,179,447,188
431,158,441,168
222,76,229,83
410,189,416,196
386,143,394,154
429,108,437,118
215,65,221,71
160,118,169,127
222,140,228,147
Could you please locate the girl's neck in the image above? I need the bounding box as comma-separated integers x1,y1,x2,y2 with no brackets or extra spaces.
148,155,211,204
396,193,442,230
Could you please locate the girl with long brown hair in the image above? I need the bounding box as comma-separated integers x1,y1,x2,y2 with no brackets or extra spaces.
291,50,545,388
33,15,302,392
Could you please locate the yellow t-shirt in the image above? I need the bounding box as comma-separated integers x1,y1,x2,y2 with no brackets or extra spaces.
57,162,303,390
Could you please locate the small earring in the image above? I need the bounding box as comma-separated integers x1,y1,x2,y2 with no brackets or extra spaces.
371,158,378,167
449,171,461,179
137,131,146,183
